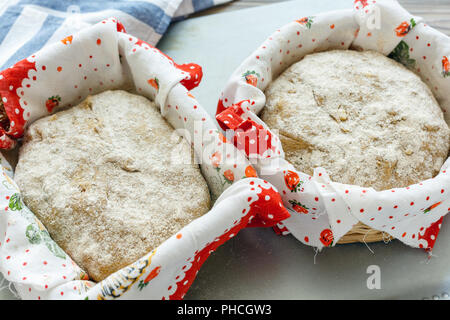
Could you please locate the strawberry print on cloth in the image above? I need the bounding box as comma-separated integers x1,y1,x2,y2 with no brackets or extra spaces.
45,96,61,113
395,18,417,37
296,16,314,29
320,229,334,247
288,199,309,214
443,56,450,77
147,78,160,92
284,170,303,193
0,18,290,300
216,0,450,251
243,71,260,87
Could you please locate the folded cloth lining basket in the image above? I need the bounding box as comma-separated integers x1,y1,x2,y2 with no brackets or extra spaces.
0,17,290,300
216,0,450,250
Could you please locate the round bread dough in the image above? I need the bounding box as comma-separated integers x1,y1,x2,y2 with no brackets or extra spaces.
261,50,450,191
14,90,211,281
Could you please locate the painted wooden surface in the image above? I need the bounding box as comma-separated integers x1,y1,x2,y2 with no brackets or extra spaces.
195,0,450,35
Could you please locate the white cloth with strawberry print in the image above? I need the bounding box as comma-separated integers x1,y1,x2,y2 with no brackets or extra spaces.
0,18,290,300
216,0,450,250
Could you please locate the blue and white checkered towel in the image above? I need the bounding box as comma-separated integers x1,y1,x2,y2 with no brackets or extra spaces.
0,0,230,69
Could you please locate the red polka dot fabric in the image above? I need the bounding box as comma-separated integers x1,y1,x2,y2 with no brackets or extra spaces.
216,0,450,251
0,18,290,299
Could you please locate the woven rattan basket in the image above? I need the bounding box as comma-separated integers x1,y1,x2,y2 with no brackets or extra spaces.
337,222,393,244
216,0,450,249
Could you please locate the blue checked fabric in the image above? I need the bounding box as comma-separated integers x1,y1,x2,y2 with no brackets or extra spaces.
0,0,231,69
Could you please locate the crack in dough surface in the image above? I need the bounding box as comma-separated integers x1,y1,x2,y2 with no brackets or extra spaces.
261,50,450,190
14,90,211,281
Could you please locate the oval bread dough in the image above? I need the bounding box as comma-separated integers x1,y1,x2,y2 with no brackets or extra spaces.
261,50,450,190
14,90,211,281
